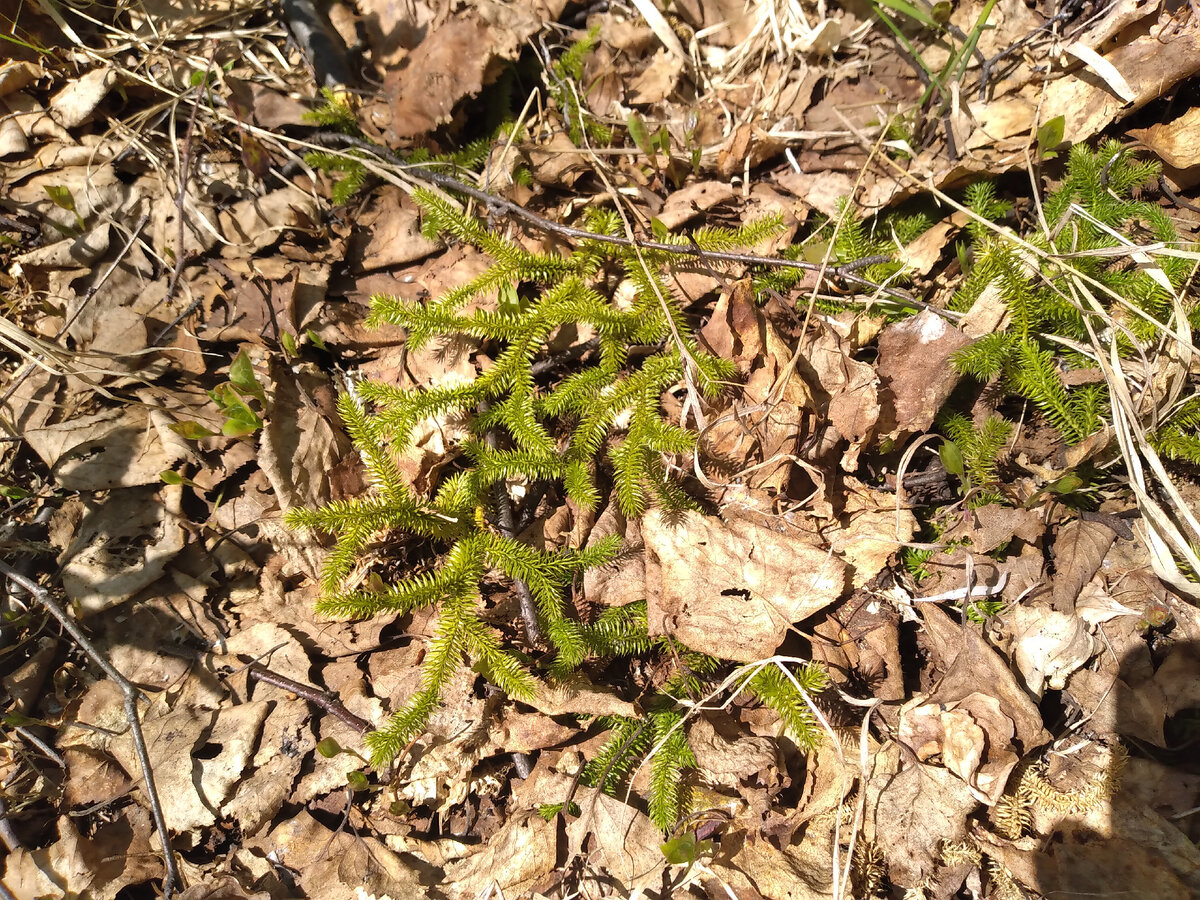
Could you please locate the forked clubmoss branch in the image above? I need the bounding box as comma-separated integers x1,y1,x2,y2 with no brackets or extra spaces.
950,142,1199,453
287,188,816,770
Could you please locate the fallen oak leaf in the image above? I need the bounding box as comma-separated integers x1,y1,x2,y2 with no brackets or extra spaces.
642,508,847,662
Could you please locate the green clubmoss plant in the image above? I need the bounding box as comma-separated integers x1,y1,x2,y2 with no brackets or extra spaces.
951,143,1199,450
286,187,823,774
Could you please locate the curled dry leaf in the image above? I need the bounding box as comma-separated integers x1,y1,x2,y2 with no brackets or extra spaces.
687,712,781,788
869,759,977,889
49,66,117,128
29,406,187,491
641,508,847,661
565,786,665,891
109,699,271,839
899,691,1018,804
50,484,187,614
1050,518,1117,613
875,310,971,442
824,476,916,588
711,827,834,900
1006,602,1097,696
919,603,1049,752
250,810,426,900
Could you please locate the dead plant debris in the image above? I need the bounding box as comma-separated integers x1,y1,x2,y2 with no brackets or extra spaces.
1,0,1198,899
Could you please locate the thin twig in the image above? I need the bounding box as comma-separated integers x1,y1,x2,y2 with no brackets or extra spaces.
308,133,920,305
0,562,179,899
246,663,370,732
0,796,20,853
479,401,545,646
152,43,218,345
0,212,151,415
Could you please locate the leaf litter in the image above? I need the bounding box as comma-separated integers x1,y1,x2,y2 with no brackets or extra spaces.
1,0,1199,898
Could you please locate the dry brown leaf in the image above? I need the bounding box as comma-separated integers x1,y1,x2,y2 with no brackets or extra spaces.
2,808,162,900
875,310,971,442
898,691,1018,804
1152,643,1200,718
1131,105,1200,171
825,476,916,587
13,225,110,270
383,2,565,141
251,811,426,900
870,761,977,888
1006,602,1097,696
565,786,665,891
711,828,833,900
49,67,117,128
25,406,187,491
797,316,879,471
1050,518,1117,613
176,876,271,900
641,508,847,661
657,180,738,230
352,186,442,270
110,699,270,839
687,712,780,788
1065,666,1166,745
920,603,1049,751
443,810,558,900
943,505,1044,555
218,185,319,253
527,672,639,719
1039,26,1200,142
811,591,905,700
50,485,187,614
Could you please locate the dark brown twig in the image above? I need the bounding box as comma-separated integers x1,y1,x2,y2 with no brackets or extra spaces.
473,398,544,645
246,663,370,733
308,133,921,306
0,561,179,899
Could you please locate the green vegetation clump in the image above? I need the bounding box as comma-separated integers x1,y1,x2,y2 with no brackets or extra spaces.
951,142,1198,454
286,189,830,827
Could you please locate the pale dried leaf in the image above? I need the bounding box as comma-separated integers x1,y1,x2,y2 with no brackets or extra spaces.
642,508,847,661
1007,602,1097,695
443,810,558,900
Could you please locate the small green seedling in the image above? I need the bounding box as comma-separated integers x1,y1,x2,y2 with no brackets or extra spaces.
44,185,85,234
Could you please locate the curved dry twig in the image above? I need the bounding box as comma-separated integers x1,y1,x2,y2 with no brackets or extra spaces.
0,561,180,899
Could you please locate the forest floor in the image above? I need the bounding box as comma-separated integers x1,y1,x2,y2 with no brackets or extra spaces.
2,1,1200,898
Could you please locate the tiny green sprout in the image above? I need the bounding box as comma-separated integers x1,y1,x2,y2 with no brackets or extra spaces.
940,439,966,480
209,383,263,437
627,111,652,158
537,801,580,820
281,332,299,358
228,351,267,406
1045,473,1084,495
1140,600,1172,630
159,470,197,488
346,769,371,792
660,832,714,867
1037,116,1066,159
388,799,411,816
44,185,85,232
316,737,343,758
168,420,218,441
306,329,327,350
